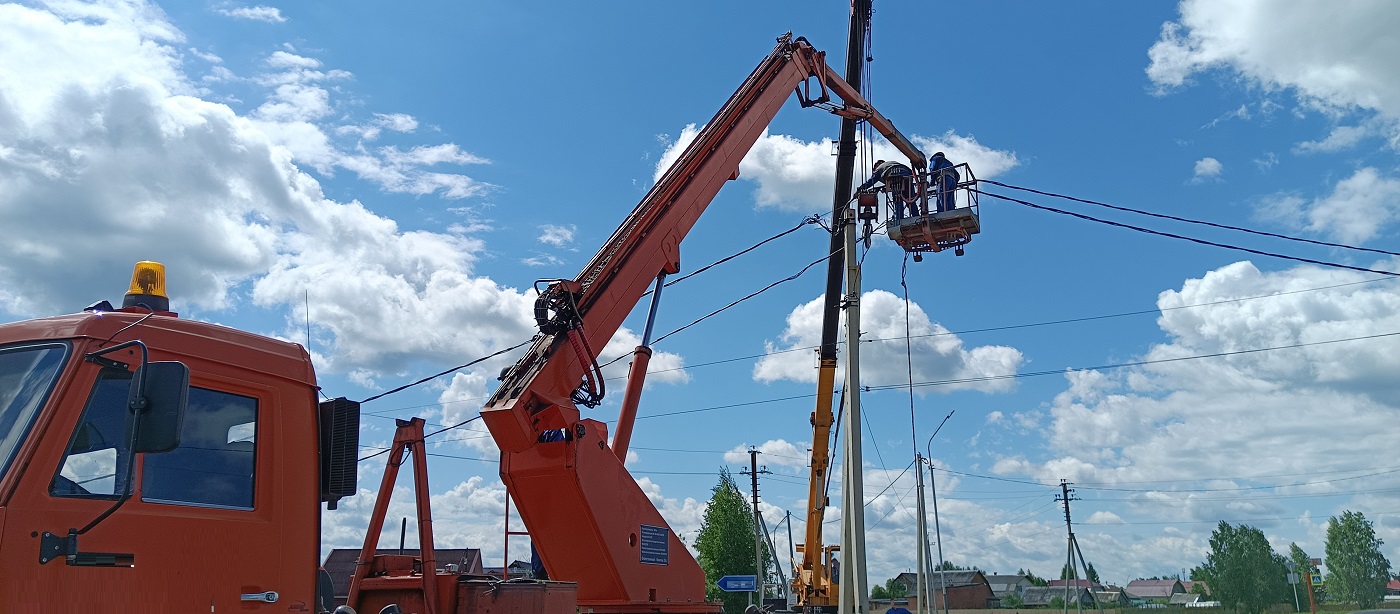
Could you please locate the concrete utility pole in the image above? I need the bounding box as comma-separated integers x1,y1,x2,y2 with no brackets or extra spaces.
837,205,869,613
1056,481,1104,614
915,452,930,614
744,448,771,607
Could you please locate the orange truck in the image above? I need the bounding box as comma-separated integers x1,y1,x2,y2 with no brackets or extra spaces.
0,34,925,613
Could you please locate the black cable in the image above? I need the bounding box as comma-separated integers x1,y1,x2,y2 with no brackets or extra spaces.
358,337,536,404
357,414,486,462
864,330,1400,392
977,189,1400,278
983,179,1400,258
650,248,839,346
620,330,1400,420
649,215,822,292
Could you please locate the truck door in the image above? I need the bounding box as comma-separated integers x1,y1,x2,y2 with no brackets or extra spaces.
5,365,295,611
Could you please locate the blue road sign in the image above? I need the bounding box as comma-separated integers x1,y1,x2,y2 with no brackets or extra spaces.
716,575,758,592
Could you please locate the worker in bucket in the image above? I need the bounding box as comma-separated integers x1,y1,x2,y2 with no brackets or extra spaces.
930,151,960,213
858,159,919,219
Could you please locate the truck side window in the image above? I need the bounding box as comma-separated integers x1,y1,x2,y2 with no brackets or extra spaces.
52,369,134,497
141,388,258,509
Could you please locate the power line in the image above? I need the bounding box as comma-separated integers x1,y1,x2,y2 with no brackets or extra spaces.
862,330,1400,393
977,189,1400,278
982,179,1400,258
351,274,1394,419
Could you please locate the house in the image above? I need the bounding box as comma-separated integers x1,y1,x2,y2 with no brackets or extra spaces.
1170,592,1204,606
1125,579,1185,604
1048,579,1105,589
322,547,484,607
1384,579,1400,602
1022,586,1095,608
483,559,533,580
986,574,1034,599
894,570,999,609
1181,580,1210,596
1095,590,1132,607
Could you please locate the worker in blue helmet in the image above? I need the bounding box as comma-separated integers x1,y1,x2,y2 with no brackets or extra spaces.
930,151,960,213
858,159,919,219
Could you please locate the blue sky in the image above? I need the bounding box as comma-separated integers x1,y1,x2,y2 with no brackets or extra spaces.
3,0,1399,588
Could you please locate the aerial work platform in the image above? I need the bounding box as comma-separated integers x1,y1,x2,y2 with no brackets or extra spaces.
859,161,980,259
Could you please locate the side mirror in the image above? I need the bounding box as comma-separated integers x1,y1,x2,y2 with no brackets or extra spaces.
129,361,188,454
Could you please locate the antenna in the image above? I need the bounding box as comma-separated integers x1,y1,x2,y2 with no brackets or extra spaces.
304,289,312,352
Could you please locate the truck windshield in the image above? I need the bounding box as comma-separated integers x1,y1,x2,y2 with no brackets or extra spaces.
0,343,69,482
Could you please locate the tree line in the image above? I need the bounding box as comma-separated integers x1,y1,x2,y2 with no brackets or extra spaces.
691,469,1393,613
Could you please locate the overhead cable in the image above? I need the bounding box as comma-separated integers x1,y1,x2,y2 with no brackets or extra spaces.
358,338,537,404
983,179,1400,258
977,189,1400,278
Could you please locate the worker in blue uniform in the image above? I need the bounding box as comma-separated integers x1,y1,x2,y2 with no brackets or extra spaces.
930,151,960,213
858,160,919,219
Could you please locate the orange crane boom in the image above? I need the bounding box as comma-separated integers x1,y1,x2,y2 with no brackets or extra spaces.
482,34,926,613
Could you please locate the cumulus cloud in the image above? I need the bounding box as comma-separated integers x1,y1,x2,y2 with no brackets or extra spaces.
539,223,576,247
991,259,1400,499
1191,157,1223,182
721,439,809,469
1147,0,1400,147
654,127,1018,212
1293,124,1369,154
215,5,287,23
753,290,1024,392
0,2,522,377
1254,167,1400,244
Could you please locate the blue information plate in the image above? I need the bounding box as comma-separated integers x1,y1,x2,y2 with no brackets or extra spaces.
640,524,669,566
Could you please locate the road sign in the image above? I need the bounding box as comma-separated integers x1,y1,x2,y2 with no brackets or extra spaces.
717,575,758,592
1310,574,1323,586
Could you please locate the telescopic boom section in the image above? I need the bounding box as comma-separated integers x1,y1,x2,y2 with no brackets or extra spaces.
481,34,923,612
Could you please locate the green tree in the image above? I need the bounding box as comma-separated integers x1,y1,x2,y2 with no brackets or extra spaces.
872,576,908,600
1061,562,1099,583
1324,510,1392,608
1289,543,1321,602
695,469,769,613
1019,568,1049,587
1002,593,1024,608
936,560,969,571
1197,521,1289,614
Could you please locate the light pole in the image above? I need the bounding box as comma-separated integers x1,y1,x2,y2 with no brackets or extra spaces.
925,411,954,614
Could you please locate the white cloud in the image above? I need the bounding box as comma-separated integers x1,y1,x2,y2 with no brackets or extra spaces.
1293,124,1368,154
596,327,691,387
994,259,1400,492
653,127,1018,212
1147,0,1400,147
215,5,287,23
753,290,1024,392
721,439,809,469
1254,167,1400,244
1191,157,1223,183
539,224,576,247
0,2,521,376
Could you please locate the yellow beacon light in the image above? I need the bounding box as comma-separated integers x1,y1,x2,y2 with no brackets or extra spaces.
122,261,170,312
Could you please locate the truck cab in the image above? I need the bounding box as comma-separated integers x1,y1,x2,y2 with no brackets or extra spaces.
0,268,335,611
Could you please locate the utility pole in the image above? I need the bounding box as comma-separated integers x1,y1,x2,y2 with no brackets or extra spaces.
1056,481,1104,614
743,448,772,607
837,203,869,614
1058,481,1079,614
924,411,954,614
915,452,930,614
